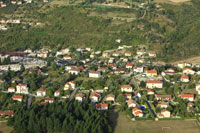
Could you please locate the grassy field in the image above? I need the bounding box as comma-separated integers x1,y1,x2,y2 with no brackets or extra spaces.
0,121,13,133
109,109,200,133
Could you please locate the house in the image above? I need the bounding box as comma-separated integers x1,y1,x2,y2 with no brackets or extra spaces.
126,63,134,69
0,110,14,117
114,69,126,74
108,64,117,69
157,102,169,108
132,108,143,117
90,92,101,102
136,50,145,56
177,62,185,69
11,0,16,4
121,85,133,92
98,67,108,72
125,52,132,57
147,89,155,95
105,94,115,102
183,68,195,75
65,66,77,71
54,90,60,97
36,89,46,97
16,84,29,94
89,71,101,78
75,93,85,102
63,56,71,60
122,94,132,100
158,110,171,118
180,94,195,101
45,98,54,103
1,3,6,7
155,94,172,101
12,95,23,102
146,69,157,77
187,102,194,110
8,87,15,93
96,104,108,110
102,52,110,58
115,39,122,43
112,52,120,57
196,84,200,91
127,100,137,108
134,66,144,73
146,80,163,89
164,68,175,76
148,51,156,57
180,75,189,82
69,69,80,75
64,81,76,90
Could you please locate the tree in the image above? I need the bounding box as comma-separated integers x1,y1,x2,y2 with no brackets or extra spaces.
116,95,126,103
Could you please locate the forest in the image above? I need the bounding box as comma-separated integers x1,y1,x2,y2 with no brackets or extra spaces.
7,100,112,133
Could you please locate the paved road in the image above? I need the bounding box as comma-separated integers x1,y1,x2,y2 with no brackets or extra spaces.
69,88,78,101
27,94,32,107
146,100,157,117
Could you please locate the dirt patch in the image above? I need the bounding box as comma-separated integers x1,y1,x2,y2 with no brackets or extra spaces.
154,0,190,4
0,121,13,133
171,56,200,65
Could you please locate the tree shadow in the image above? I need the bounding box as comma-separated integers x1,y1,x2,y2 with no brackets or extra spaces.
108,107,120,133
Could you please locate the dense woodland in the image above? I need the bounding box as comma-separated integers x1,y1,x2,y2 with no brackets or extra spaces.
7,100,112,133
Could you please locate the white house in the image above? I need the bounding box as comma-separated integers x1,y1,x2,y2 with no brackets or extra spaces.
121,85,133,92
54,90,60,97
126,63,134,69
90,92,101,102
69,69,80,75
16,84,29,94
75,93,85,102
183,68,195,75
8,87,15,93
196,84,200,91
132,108,143,117
105,94,115,102
134,66,143,73
96,104,108,110
36,89,46,97
12,95,23,102
146,80,163,89
127,100,137,108
45,98,54,103
146,69,157,77
180,94,194,102
64,81,76,90
89,71,101,78
158,110,171,118
180,75,189,82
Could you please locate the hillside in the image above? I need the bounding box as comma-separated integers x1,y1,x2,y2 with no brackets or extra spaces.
0,0,199,62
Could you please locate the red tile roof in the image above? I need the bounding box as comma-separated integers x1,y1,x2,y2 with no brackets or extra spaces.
181,94,194,98
146,80,163,84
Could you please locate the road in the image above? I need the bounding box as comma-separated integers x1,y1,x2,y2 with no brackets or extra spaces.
69,88,78,101
27,94,32,107
146,100,157,117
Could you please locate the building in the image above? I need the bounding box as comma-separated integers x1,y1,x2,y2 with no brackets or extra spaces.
126,63,134,69
105,94,115,102
158,110,171,118
75,93,85,102
134,66,143,73
36,89,46,97
90,92,101,103
146,69,157,77
12,95,23,102
157,102,169,108
183,68,195,75
180,75,189,82
69,69,80,75
16,84,29,94
132,108,143,117
54,90,60,97
125,52,132,57
8,87,15,93
148,51,156,57
155,94,172,101
45,98,54,103
127,100,137,108
96,104,108,110
147,89,155,95
121,85,133,92
196,84,200,91
89,71,101,78
180,94,195,101
146,80,163,89
64,81,76,90
122,94,132,100
0,110,14,117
